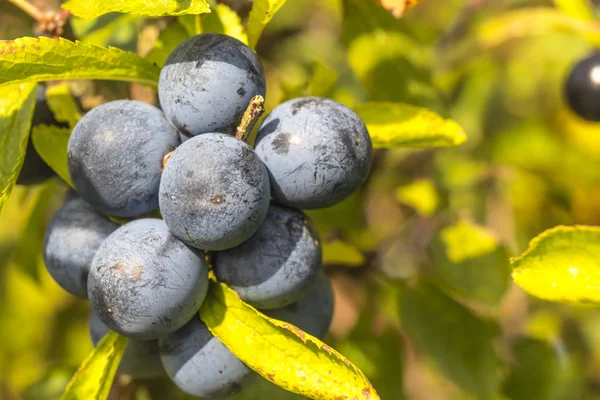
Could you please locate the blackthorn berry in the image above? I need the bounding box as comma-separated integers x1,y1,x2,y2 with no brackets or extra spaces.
264,272,334,340
254,97,372,209
43,197,118,298
159,133,270,251
88,219,209,340
159,33,266,136
160,317,252,398
67,100,180,217
566,52,600,121
214,205,321,309
89,311,164,379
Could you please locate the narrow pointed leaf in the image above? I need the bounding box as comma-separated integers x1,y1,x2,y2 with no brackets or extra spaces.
31,125,73,188
60,332,128,400
354,102,467,148
247,0,288,49
200,281,380,400
62,0,210,19
45,83,82,128
0,37,160,88
512,225,600,303
0,82,37,215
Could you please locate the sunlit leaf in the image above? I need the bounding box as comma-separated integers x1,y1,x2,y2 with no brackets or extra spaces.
0,82,37,216
554,0,595,22
31,125,73,188
394,179,439,216
200,281,380,400
399,281,500,397
247,0,288,49
60,332,128,400
0,37,160,88
215,4,248,45
354,102,467,148
322,239,365,267
45,84,82,128
431,220,511,306
512,226,600,303
62,0,210,19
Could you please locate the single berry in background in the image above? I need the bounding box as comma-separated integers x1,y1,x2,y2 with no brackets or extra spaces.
254,97,372,209
43,197,119,299
158,33,266,136
89,311,164,379
159,133,270,251
565,52,600,121
214,205,321,309
160,317,252,398
88,219,209,340
67,100,180,217
17,85,62,186
264,272,334,340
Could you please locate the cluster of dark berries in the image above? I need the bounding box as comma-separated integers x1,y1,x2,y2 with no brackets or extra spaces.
566,52,600,121
41,33,372,397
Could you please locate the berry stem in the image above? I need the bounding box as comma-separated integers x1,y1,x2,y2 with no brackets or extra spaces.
235,95,265,142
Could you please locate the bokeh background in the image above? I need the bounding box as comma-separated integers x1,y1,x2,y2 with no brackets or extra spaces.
2,0,600,398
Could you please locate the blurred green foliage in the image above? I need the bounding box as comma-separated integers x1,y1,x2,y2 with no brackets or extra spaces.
3,0,600,398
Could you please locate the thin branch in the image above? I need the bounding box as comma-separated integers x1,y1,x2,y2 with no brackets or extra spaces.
8,0,45,21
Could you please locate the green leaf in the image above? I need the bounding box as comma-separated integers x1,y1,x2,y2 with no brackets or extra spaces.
145,22,190,68
12,180,59,282
336,314,404,399
554,0,595,22
431,220,511,306
215,4,248,45
354,102,467,148
199,280,380,400
31,125,73,188
0,37,160,88
394,178,439,216
75,15,142,47
502,337,564,400
62,0,210,19
322,239,365,267
511,226,600,303
60,332,128,400
308,61,338,97
247,0,288,49
0,82,37,216
399,281,500,397
45,84,82,128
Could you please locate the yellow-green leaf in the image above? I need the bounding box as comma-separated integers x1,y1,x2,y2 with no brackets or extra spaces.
200,281,380,400
62,0,210,19
354,102,467,148
60,332,128,400
308,61,338,97
0,37,160,88
216,4,248,45
146,22,190,68
0,82,37,216
322,239,365,267
45,84,82,128
512,225,600,303
432,220,511,306
554,0,595,22
31,125,73,188
394,178,439,216
247,0,288,49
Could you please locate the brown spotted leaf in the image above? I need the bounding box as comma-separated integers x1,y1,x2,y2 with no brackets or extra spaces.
199,280,380,400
